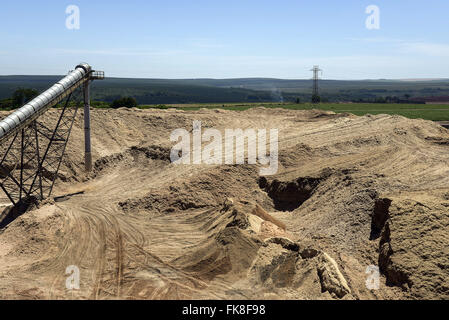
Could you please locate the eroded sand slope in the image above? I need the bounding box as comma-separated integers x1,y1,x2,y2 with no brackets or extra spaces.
0,107,448,300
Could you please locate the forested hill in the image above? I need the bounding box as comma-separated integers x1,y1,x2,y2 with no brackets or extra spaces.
1,75,449,104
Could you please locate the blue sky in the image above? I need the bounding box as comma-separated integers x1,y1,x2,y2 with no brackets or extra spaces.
0,0,448,79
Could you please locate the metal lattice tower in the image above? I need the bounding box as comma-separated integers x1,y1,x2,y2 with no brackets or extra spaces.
310,65,322,99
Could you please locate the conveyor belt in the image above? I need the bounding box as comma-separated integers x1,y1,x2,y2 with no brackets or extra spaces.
0,63,92,142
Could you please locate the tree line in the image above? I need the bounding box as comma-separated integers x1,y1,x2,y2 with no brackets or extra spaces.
0,88,138,110
0,88,39,110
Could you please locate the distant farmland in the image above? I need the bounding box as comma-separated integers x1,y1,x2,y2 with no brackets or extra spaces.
1,76,449,105
1,75,449,120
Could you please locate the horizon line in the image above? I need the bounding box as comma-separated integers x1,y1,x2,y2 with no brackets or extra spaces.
0,75,448,82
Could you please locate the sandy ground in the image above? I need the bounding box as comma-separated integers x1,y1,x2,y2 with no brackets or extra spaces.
0,107,448,300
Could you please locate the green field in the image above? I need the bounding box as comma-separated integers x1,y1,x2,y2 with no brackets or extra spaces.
139,103,449,121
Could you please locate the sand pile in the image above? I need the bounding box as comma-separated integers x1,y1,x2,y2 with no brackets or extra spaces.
0,107,447,300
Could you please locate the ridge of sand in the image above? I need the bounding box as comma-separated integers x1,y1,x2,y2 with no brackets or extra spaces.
0,107,447,299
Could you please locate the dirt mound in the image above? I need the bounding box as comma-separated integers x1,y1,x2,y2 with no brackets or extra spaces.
93,144,172,174
171,200,354,299
119,165,266,214
0,107,448,300
378,193,449,299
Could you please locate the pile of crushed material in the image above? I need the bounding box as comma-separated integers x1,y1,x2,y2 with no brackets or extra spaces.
0,107,447,300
